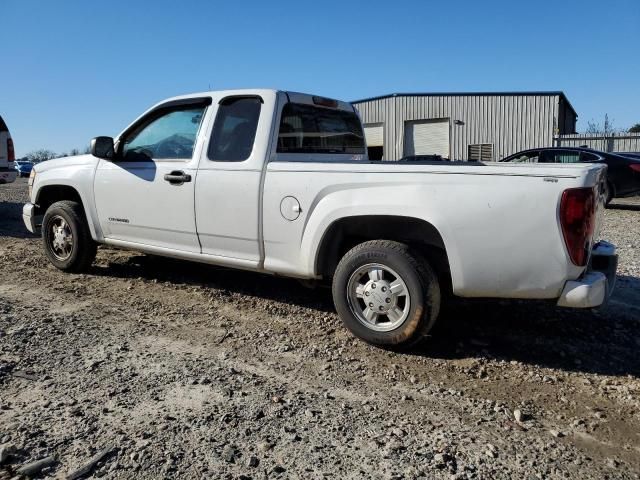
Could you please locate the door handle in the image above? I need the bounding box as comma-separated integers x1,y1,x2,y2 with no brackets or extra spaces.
164,170,192,185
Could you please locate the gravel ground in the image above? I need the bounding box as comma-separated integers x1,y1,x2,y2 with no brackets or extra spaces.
1,178,639,479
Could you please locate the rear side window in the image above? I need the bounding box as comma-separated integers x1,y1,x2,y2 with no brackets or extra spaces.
208,97,262,162
543,150,581,163
277,103,365,154
580,152,600,162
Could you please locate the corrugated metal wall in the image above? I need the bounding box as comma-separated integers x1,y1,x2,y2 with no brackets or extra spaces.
354,94,562,161
555,133,640,152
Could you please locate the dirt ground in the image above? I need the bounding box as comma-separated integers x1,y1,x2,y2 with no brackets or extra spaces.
1,178,639,479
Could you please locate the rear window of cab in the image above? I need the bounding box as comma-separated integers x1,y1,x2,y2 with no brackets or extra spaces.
277,103,365,155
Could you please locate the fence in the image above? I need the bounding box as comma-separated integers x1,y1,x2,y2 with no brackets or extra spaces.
554,133,640,152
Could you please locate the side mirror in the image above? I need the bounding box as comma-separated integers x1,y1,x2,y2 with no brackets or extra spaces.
90,136,115,160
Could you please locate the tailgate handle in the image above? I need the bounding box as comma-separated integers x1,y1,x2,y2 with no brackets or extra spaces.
164,171,191,185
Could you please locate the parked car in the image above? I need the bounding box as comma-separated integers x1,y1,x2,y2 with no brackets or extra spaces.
617,152,640,160
0,115,17,184
23,89,617,348
14,160,33,177
500,147,640,204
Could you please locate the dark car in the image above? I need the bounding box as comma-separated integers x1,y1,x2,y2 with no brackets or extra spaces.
500,147,640,204
617,152,640,160
14,160,33,177
399,154,448,162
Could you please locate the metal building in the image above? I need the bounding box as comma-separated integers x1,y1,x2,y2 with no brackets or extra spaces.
352,92,577,161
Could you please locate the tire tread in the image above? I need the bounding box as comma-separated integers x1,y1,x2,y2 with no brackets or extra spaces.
42,200,96,273
332,240,440,349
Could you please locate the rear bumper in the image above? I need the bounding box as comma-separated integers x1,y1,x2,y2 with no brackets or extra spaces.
23,202,40,234
0,170,17,184
557,241,618,308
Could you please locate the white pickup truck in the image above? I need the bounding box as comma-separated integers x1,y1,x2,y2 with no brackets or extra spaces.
23,89,618,347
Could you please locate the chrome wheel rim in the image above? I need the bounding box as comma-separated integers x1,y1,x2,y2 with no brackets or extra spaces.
49,215,73,260
346,263,410,332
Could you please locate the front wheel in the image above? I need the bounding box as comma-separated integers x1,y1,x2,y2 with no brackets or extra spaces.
42,200,97,272
332,240,441,348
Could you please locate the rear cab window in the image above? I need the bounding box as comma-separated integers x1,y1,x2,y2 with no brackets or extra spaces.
275,99,365,160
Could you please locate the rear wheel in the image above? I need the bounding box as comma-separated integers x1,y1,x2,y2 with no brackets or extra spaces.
42,200,96,272
332,240,440,348
604,180,614,206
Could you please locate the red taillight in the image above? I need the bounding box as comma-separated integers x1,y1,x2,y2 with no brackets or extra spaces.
630,164,640,173
7,138,14,162
560,187,596,266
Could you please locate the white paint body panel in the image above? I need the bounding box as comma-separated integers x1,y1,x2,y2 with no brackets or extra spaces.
26,89,610,303
262,161,603,298
28,155,103,239
93,159,200,252
193,90,278,265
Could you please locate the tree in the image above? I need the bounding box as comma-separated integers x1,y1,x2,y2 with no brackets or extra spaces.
25,149,57,162
585,114,616,135
629,123,640,133
585,121,600,135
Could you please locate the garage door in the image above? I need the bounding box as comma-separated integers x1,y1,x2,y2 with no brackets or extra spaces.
403,119,449,157
364,124,383,147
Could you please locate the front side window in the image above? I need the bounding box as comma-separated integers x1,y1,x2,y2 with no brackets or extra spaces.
121,106,206,161
277,103,365,154
208,97,262,162
510,151,540,163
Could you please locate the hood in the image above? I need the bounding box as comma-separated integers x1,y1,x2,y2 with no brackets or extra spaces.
33,154,98,173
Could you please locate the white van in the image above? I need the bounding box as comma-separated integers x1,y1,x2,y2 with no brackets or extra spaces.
0,115,17,184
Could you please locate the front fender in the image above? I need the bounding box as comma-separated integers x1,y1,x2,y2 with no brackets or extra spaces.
32,159,102,241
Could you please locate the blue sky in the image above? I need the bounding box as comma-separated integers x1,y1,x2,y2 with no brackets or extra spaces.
2,0,639,156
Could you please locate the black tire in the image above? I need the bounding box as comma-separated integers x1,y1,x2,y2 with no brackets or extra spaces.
332,240,441,348
42,200,97,272
604,180,614,207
